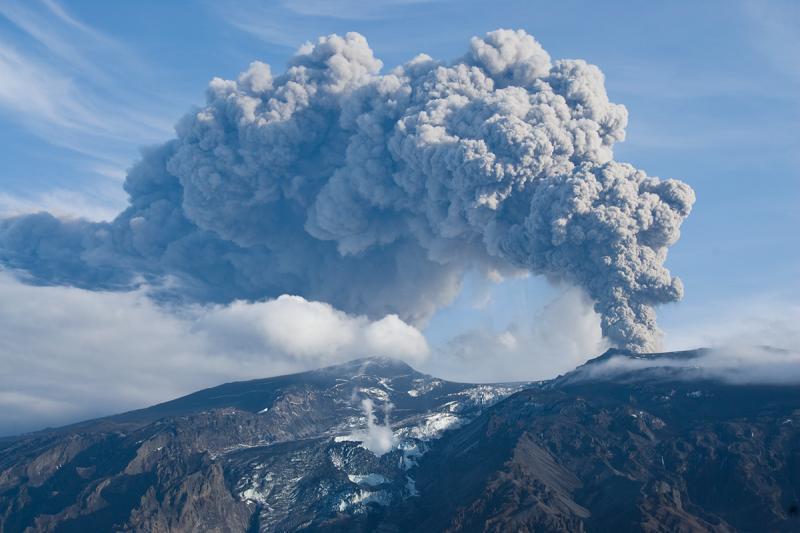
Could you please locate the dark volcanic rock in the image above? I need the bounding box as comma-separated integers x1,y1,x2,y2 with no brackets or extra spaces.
2,351,800,532
384,350,800,532
0,357,520,532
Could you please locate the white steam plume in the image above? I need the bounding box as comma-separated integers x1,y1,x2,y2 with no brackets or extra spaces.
0,29,694,351
336,398,397,456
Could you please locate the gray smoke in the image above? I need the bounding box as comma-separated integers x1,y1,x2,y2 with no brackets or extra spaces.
0,29,694,351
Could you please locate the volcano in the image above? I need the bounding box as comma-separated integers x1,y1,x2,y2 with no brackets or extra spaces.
2,350,799,532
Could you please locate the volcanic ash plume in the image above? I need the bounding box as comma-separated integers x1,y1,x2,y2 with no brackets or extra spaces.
0,29,694,351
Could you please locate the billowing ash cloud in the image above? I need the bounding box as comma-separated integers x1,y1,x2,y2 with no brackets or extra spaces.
0,29,694,351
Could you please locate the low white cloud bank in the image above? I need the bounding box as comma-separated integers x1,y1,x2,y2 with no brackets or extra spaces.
573,345,800,386
0,272,427,436
425,286,609,383
197,296,428,362
3,266,797,437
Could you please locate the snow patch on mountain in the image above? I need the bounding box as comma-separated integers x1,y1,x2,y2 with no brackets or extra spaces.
348,473,387,486
400,413,464,441
337,489,391,512
455,384,521,407
238,470,274,505
358,387,390,402
407,377,443,397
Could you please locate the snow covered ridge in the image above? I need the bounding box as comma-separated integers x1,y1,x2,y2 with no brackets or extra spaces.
325,373,526,513
232,357,529,518
407,377,443,397
320,378,525,514
330,368,525,457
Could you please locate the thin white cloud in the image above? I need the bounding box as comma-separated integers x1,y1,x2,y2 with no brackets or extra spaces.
0,188,123,221
0,0,150,85
0,0,95,74
222,0,443,47
606,61,798,152
0,41,169,144
280,0,442,20
40,0,115,43
2,273,796,437
742,0,800,85
227,16,312,48
0,43,91,130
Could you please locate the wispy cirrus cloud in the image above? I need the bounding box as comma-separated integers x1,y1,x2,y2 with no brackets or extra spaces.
221,0,446,48
742,0,800,84
280,0,443,20
0,42,166,146
0,0,178,217
0,0,118,80
0,188,122,222
0,0,172,168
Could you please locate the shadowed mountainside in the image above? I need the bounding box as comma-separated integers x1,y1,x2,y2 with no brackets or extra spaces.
2,350,800,532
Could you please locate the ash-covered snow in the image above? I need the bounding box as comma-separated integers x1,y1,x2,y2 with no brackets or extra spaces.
238,470,274,505
358,387,391,402
348,473,387,486
455,384,521,407
377,377,394,391
396,440,426,470
407,377,443,397
337,489,391,512
229,359,528,523
399,413,464,441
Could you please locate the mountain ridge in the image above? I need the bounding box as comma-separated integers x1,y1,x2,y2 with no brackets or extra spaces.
3,348,800,532
1,356,437,441
0,348,736,441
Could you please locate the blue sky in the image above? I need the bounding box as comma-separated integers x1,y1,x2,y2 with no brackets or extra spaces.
0,0,798,432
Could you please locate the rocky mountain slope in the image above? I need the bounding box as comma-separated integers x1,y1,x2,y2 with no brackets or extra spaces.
2,350,799,532
0,357,521,532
